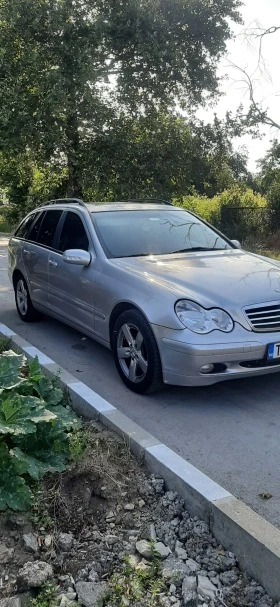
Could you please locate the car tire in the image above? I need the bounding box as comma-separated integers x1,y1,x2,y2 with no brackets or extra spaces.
14,274,42,322
112,309,164,394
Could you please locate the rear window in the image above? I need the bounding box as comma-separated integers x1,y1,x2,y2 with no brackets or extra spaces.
36,210,63,247
28,212,44,243
14,212,39,239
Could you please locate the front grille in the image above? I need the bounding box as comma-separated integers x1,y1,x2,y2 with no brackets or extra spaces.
245,303,280,332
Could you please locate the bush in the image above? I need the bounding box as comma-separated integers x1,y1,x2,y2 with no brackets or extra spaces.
0,351,81,511
175,186,267,244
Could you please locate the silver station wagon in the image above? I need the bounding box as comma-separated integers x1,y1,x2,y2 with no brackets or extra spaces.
8,198,280,393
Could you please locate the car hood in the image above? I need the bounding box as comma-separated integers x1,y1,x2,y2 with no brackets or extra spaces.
113,250,280,311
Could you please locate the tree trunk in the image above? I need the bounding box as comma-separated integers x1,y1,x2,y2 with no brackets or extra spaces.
66,112,83,198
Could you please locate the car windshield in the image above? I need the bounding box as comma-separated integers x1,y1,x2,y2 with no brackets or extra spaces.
92,209,232,259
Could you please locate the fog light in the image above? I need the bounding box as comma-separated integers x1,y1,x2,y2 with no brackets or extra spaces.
199,363,215,374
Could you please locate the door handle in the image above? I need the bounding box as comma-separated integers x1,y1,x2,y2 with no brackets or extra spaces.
49,259,58,268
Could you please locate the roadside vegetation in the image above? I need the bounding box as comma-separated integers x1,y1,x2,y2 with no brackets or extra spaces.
0,347,274,607
0,349,80,511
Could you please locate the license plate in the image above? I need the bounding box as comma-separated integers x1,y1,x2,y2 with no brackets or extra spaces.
267,343,280,360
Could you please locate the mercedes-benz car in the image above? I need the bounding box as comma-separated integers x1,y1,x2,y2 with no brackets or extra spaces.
8,198,280,393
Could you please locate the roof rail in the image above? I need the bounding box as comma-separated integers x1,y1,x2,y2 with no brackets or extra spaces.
126,198,172,206
40,198,86,208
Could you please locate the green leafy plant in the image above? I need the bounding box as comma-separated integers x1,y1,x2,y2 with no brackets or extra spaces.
30,582,58,607
0,337,11,354
0,351,81,511
108,553,167,606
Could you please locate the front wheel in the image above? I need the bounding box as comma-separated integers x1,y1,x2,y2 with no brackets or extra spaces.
112,309,163,394
14,274,41,322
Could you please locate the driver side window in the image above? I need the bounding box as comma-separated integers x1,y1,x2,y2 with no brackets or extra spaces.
58,212,89,252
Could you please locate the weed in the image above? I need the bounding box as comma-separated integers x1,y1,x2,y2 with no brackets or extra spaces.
30,583,58,607
68,428,89,462
107,552,168,606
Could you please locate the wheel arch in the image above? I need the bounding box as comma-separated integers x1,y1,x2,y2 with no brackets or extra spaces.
12,268,24,288
109,302,151,347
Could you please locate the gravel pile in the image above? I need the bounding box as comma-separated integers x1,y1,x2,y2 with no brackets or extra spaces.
0,423,276,607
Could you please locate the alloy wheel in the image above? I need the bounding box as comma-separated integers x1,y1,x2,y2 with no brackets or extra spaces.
116,322,148,383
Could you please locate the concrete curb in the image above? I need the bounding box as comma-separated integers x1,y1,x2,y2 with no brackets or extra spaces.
1,321,279,599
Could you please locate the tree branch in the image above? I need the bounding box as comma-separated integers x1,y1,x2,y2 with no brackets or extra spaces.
227,61,280,132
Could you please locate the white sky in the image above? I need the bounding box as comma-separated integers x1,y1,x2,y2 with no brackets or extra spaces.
200,0,280,172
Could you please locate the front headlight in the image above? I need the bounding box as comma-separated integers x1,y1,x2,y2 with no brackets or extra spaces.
175,300,234,334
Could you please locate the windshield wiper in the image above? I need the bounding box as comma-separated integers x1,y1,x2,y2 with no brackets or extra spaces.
170,247,227,253
118,253,153,258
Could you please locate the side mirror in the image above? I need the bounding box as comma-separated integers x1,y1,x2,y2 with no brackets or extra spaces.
63,249,91,266
231,239,242,249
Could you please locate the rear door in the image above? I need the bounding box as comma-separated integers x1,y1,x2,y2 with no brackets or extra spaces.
22,209,63,309
48,210,96,333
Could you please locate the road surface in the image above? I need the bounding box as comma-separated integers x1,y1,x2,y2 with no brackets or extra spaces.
1,236,279,528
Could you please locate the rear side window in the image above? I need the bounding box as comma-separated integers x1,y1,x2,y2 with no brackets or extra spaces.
58,212,89,251
14,212,39,239
28,212,44,242
36,210,63,247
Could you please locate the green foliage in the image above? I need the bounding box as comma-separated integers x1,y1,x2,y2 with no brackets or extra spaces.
178,186,266,228
0,0,242,197
0,443,32,511
30,583,58,607
0,351,81,511
68,428,89,462
267,177,280,212
0,338,11,354
82,114,249,203
108,554,167,606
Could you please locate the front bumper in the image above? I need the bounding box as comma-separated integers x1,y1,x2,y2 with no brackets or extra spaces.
152,322,280,387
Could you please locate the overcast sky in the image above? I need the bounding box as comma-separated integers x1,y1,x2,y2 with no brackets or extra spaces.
201,0,280,172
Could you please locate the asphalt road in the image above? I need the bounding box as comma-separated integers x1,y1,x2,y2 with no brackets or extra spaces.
1,236,280,528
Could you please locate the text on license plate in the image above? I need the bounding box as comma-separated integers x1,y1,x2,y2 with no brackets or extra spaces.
267,343,280,360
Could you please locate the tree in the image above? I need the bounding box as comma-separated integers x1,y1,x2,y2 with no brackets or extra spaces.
226,23,280,135
78,111,249,201
257,140,280,211
0,0,242,197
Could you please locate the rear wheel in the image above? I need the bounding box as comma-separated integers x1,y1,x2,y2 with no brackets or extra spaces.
112,309,163,394
14,274,41,322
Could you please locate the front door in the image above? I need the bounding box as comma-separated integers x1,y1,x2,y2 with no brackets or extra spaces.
48,210,95,334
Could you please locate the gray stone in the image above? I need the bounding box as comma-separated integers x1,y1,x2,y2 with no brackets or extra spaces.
104,535,119,546
0,543,14,564
17,562,53,591
197,576,217,601
65,593,77,601
162,556,189,585
0,597,21,607
219,570,239,586
58,533,74,552
182,576,197,593
136,539,153,559
182,591,198,607
176,547,188,560
124,503,135,511
88,569,99,582
154,542,171,558
23,533,39,554
185,559,201,575
76,582,109,607
44,535,53,549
